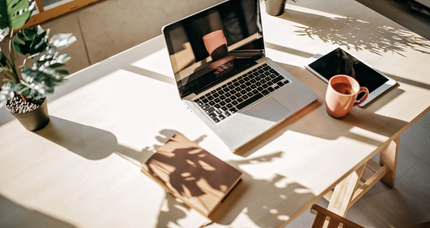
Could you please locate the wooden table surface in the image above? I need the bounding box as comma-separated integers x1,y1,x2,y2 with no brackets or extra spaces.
1,0,430,227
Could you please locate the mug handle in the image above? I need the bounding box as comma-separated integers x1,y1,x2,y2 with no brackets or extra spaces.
353,87,369,107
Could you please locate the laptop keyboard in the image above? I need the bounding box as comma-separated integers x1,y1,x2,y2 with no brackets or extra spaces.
194,63,290,124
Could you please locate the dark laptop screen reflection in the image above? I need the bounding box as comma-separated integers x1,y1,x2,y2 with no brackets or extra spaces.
164,0,264,98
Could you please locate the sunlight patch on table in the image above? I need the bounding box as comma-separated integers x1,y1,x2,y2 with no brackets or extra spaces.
287,5,358,21
265,48,308,67
349,126,387,145
131,48,173,77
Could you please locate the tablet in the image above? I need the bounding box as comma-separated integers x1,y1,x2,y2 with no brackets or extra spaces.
304,46,397,107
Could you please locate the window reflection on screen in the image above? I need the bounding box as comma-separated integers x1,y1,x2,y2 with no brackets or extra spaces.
164,0,264,97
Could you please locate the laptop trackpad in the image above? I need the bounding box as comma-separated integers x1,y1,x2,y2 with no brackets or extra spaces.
244,98,290,122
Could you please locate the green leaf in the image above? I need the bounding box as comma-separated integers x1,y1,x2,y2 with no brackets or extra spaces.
34,52,71,69
0,82,16,107
0,94,8,107
0,27,9,42
47,63,65,68
4,26,75,101
13,25,49,56
49,33,76,50
0,50,8,67
20,57,69,99
55,69,69,77
0,0,9,29
54,53,71,64
0,0,34,30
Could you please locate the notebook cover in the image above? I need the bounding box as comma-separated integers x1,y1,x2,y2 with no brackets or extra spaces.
142,132,242,217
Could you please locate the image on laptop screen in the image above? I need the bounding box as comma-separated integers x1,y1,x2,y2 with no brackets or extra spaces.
163,0,264,98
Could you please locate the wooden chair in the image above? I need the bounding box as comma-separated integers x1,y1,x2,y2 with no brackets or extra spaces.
310,204,364,228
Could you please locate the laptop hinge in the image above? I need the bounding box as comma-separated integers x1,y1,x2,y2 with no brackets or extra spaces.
183,93,197,100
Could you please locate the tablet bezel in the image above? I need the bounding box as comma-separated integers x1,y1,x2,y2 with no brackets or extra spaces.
304,46,397,107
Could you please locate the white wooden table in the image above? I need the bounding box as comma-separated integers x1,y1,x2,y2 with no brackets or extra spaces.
1,0,430,227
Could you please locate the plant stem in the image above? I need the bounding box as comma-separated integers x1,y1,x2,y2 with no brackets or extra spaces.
8,29,20,84
1,71,13,81
6,29,29,100
22,56,28,66
1,67,14,73
20,93,28,102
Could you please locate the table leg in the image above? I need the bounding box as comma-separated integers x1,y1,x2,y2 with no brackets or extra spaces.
327,163,366,217
379,136,400,188
326,136,400,219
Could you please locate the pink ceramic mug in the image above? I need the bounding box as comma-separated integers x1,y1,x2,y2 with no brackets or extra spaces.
203,30,228,61
325,75,369,118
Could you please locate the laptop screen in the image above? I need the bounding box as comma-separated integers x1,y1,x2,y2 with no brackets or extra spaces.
163,0,264,98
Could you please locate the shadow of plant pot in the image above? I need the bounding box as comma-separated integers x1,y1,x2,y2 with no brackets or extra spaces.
9,98,50,131
266,0,287,16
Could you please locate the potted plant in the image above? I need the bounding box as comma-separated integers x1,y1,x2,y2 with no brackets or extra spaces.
0,0,76,131
265,0,297,16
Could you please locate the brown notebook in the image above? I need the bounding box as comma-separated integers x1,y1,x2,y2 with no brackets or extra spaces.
141,132,242,217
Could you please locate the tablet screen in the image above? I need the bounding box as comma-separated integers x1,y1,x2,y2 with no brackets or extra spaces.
308,47,388,93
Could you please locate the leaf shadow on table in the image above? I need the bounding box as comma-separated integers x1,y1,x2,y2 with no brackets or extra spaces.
209,152,317,227
34,119,189,227
279,7,430,56
34,119,205,226
35,119,316,227
36,121,209,227
142,130,316,228
0,194,76,228
251,5,430,157
140,130,210,228
154,153,317,228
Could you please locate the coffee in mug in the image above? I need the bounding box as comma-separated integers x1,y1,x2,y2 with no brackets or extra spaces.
331,82,355,95
325,75,369,118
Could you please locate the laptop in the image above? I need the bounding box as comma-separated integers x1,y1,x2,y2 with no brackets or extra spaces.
162,0,318,151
